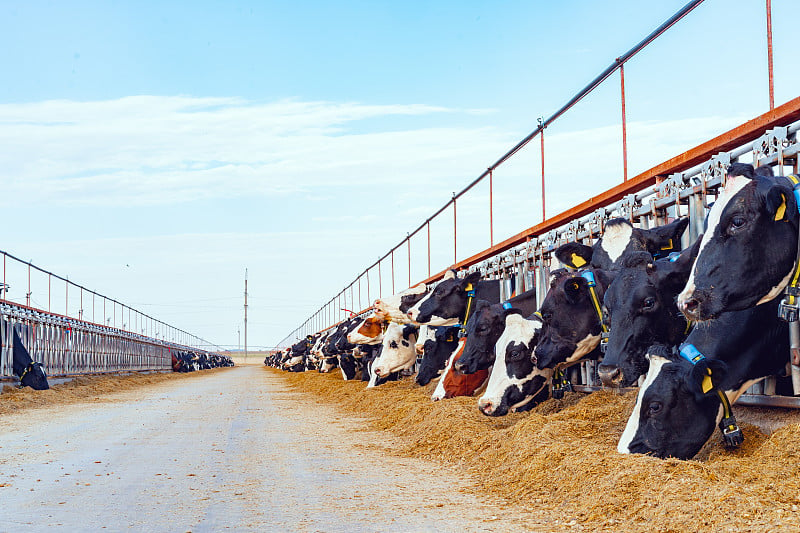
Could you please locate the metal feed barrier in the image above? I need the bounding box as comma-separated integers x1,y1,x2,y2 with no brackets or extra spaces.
0,252,224,380
279,1,800,408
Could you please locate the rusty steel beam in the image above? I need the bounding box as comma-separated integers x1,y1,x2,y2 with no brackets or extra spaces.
419,96,800,285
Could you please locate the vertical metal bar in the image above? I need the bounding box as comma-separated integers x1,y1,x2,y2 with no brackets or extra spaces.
378,260,382,298
407,235,411,288
427,221,431,277
48,273,51,312
766,0,774,110
366,270,370,305
358,277,361,310
540,121,546,221
65,280,68,316
620,61,629,182
27,264,31,307
391,250,395,294
489,169,494,246
453,195,458,264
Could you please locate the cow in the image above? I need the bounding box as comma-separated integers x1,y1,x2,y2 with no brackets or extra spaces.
618,297,788,460
677,163,791,320
454,287,539,375
374,282,429,323
598,241,700,387
346,315,386,345
371,323,419,380
555,217,689,271
534,268,615,370
416,325,460,386
477,313,552,416
8,322,49,390
407,270,501,326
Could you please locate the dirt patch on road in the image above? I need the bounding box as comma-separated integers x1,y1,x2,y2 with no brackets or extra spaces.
275,368,800,533
0,369,230,416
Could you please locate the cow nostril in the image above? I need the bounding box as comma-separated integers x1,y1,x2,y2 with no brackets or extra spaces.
598,364,621,386
684,298,699,313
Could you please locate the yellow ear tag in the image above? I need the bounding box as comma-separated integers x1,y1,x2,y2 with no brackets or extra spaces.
774,194,787,221
465,283,474,291
570,253,587,268
660,238,674,251
701,372,714,394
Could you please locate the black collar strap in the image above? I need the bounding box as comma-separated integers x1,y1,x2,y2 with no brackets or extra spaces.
18,362,35,387
679,344,743,447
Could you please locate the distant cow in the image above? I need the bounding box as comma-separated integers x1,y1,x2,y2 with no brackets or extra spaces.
8,322,49,390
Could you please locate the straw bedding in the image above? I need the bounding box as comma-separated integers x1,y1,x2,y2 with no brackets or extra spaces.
0,369,226,416
275,368,800,532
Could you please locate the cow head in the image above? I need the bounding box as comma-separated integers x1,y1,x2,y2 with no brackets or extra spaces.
407,270,481,325
478,313,551,416
618,346,728,460
557,217,689,271
19,361,49,390
416,325,460,385
534,268,614,369
347,315,385,345
678,163,796,320
600,243,699,387
454,300,509,375
374,282,429,322
373,323,418,377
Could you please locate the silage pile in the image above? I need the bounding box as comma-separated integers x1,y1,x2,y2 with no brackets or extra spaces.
0,369,228,415
275,368,800,532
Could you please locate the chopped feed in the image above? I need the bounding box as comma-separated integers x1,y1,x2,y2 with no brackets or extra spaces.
0,369,230,415
274,367,800,532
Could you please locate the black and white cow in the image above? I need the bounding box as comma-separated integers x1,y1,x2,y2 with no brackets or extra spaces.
455,287,539,375
598,241,700,387
374,282,429,323
618,297,788,459
534,268,615,370
8,322,49,390
371,323,418,381
477,313,551,416
407,270,501,326
555,217,689,271
416,325,460,386
678,163,792,319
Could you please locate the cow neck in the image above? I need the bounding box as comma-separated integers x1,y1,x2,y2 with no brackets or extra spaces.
779,175,800,312
457,283,477,338
678,344,743,448
17,362,36,388
579,270,608,334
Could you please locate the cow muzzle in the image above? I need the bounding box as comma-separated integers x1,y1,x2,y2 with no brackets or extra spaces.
597,364,623,387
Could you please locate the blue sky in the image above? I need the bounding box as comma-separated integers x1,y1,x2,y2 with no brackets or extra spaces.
1,1,797,349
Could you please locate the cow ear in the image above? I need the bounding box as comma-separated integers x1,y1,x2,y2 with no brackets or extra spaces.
443,269,457,280
563,276,587,304
461,270,482,288
766,185,791,222
643,217,689,256
687,358,728,398
555,242,593,269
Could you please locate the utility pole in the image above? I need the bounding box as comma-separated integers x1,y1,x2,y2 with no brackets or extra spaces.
238,326,241,352
244,268,248,361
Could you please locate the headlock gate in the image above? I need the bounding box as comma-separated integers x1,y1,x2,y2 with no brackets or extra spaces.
0,251,224,380
279,1,800,408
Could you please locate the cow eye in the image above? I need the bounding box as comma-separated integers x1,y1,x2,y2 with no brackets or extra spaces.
508,349,525,361
648,401,662,415
642,297,656,310
728,215,747,232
